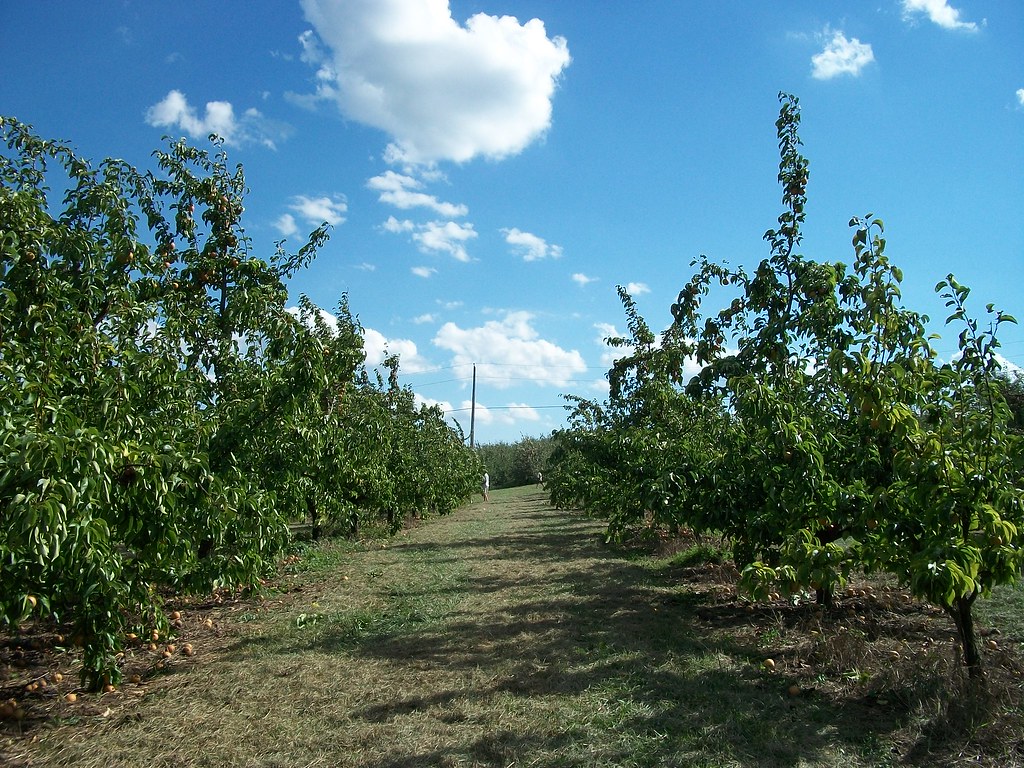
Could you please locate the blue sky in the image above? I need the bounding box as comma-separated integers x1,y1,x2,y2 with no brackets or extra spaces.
2,1,1022,444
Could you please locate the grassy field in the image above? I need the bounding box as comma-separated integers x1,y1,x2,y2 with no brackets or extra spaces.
2,486,1023,767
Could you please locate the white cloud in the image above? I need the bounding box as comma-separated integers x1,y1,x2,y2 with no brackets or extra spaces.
433,311,586,388
811,31,875,80
501,228,563,261
595,322,625,367
367,171,468,217
625,282,651,296
997,354,1024,377
274,213,298,237
297,0,571,164
145,89,290,149
572,272,597,286
287,304,340,335
1017,89,1024,108
381,216,477,261
412,313,436,324
276,196,346,238
411,266,437,278
413,221,478,262
451,400,540,429
363,327,431,372
382,215,415,233
901,0,978,31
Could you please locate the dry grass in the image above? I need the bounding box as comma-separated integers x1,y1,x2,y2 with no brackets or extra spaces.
2,487,1023,767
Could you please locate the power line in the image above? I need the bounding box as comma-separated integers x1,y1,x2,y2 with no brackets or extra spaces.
446,405,568,414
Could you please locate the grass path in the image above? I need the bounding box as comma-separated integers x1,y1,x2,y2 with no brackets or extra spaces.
15,487,1023,767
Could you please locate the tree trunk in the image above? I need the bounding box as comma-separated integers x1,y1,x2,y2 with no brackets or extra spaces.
815,584,834,608
948,592,983,677
308,496,321,541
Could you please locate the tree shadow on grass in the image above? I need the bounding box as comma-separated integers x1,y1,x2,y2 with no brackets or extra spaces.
246,504,929,768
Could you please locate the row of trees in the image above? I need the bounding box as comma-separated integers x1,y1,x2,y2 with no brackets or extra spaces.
477,436,553,489
0,118,481,687
547,94,1024,676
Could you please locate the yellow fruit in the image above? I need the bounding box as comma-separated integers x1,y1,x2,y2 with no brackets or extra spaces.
203,619,214,629
64,693,77,703
26,595,37,609
170,611,181,621
763,659,776,670
53,672,63,683
166,644,176,654
182,643,194,657
104,684,116,693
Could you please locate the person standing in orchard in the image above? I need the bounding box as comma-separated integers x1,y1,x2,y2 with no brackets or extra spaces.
482,471,490,501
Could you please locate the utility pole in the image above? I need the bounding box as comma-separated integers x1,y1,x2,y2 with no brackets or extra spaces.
469,363,477,449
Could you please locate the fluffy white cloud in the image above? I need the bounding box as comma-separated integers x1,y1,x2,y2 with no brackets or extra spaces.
413,220,478,262
572,272,597,286
381,215,476,261
382,215,415,233
414,395,544,436
288,194,348,226
595,322,625,367
274,213,298,237
501,228,563,261
412,313,436,324
363,326,431,371
624,282,651,296
145,90,289,148
297,0,571,164
287,304,340,334
367,171,468,217
1017,89,1024,108
902,0,978,31
277,195,347,236
411,266,437,278
811,31,875,80
446,400,541,430
433,311,586,388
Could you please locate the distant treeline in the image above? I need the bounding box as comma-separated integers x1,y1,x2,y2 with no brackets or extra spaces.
477,436,554,489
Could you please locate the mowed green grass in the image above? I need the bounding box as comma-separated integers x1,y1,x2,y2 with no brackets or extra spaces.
11,486,1024,768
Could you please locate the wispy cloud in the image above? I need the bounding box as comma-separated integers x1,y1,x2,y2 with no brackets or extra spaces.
811,30,875,80
296,0,571,164
501,228,564,261
411,266,437,278
901,0,978,31
145,89,291,149
1016,89,1024,108
572,272,597,286
367,171,468,217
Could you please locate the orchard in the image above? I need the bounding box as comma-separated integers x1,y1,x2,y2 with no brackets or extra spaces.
547,94,1024,678
0,118,481,689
